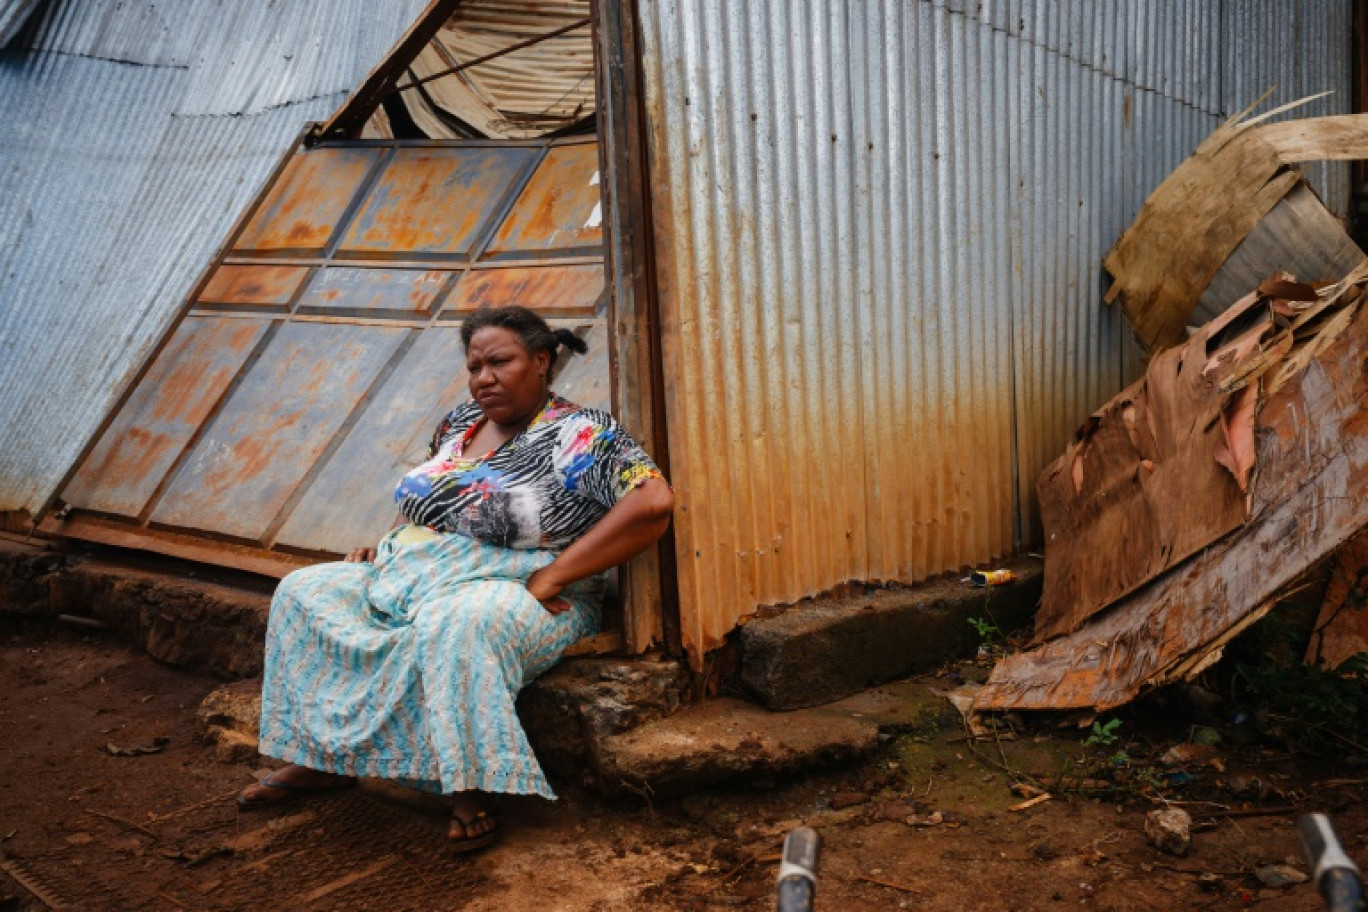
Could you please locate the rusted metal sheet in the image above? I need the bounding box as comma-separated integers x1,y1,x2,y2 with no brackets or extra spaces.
976,274,1368,712
198,265,312,306
449,264,604,315
149,322,409,541
295,267,453,315
61,317,269,517
337,147,537,258
55,130,610,573
233,147,382,253
274,327,470,553
485,142,603,255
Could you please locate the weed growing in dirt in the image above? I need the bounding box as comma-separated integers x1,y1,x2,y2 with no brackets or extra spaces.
1227,611,1368,756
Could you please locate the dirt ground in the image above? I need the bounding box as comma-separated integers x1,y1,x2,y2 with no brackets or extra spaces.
1,618,1365,911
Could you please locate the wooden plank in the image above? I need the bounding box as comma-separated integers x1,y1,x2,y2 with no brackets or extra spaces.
1103,117,1300,353
1249,113,1368,162
594,0,671,655
975,298,1368,712
39,515,313,579
312,0,466,144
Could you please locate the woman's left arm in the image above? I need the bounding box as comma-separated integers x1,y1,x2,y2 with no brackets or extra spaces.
526,477,674,613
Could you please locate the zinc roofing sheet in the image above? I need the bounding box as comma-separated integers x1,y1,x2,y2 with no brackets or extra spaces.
638,0,1354,666
0,0,430,513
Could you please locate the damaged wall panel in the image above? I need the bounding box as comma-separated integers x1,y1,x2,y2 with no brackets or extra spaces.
976,278,1368,712
47,136,611,572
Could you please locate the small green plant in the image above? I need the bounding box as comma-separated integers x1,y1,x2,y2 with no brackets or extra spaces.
1083,717,1123,748
967,615,1000,643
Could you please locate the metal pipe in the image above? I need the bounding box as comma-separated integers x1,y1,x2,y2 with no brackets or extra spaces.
776,826,821,912
1297,814,1365,912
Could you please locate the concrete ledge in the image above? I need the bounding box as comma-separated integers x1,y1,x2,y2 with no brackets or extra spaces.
738,555,1044,710
0,540,271,678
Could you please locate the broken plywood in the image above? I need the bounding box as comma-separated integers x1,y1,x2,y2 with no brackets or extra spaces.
1305,528,1368,671
1035,269,1365,641
976,270,1368,712
1105,108,1368,354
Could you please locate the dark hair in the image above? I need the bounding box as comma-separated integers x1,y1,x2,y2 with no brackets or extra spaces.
460,305,588,368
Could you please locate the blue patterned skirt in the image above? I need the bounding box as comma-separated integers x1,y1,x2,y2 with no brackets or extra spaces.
257,526,601,799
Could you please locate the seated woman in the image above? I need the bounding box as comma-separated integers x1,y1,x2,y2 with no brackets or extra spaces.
237,305,674,852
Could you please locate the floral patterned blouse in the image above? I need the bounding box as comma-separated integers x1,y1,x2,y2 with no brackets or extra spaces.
393,394,663,550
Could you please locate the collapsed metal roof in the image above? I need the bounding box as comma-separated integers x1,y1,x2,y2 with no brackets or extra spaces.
0,0,430,515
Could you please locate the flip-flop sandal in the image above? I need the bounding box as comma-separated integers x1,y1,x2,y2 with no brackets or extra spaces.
449,809,499,854
236,772,356,810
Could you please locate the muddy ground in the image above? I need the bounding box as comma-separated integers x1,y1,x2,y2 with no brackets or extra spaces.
1,618,1365,911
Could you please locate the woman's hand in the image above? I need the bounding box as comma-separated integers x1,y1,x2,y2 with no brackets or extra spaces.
526,567,570,615
344,546,377,563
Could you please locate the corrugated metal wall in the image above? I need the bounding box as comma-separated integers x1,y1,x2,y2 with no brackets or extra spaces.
637,0,1355,664
0,0,430,514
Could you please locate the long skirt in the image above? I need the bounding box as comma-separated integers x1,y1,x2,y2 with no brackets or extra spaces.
257,526,601,800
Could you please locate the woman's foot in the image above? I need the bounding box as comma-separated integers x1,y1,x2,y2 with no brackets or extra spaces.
449,792,498,853
237,765,356,809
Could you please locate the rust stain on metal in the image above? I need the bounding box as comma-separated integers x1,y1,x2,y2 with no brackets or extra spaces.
234,147,381,252
486,143,604,254
198,265,311,305
150,323,409,541
296,267,452,314
450,264,604,315
337,147,536,257
62,318,269,518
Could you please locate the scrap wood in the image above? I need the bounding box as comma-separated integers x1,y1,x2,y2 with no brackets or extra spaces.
1104,100,1368,355
1305,527,1368,669
1035,266,1365,641
859,874,923,894
975,295,1368,712
1008,793,1053,812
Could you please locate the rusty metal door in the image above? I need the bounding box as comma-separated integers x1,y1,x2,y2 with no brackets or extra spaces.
48,135,611,576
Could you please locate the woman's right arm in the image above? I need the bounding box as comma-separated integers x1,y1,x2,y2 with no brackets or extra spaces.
344,513,406,563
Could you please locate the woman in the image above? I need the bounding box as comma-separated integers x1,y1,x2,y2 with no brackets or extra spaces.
238,306,673,852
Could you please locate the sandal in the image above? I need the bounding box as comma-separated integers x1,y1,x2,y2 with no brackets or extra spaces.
449,808,499,854
236,771,356,810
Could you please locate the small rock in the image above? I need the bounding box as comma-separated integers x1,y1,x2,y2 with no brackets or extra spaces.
1144,807,1192,856
829,790,869,810
1226,774,1266,798
207,727,259,764
1255,864,1308,888
1160,743,1219,768
1032,839,1058,860
1196,872,1221,892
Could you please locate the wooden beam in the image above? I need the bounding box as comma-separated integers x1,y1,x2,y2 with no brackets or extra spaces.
310,0,466,145
593,0,677,656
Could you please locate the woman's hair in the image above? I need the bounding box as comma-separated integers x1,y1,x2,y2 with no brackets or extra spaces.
460,305,588,368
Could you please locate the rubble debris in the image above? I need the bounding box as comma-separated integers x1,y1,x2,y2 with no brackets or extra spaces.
1255,864,1309,887
103,736,170,757
1145,807,1193,857
976,266,1368,712
1104,105,1368,354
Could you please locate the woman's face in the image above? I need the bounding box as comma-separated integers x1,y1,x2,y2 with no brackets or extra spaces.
466,326,551,427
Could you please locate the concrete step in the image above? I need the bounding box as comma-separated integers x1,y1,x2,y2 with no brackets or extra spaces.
595,678,960,798
737,555,1043,710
